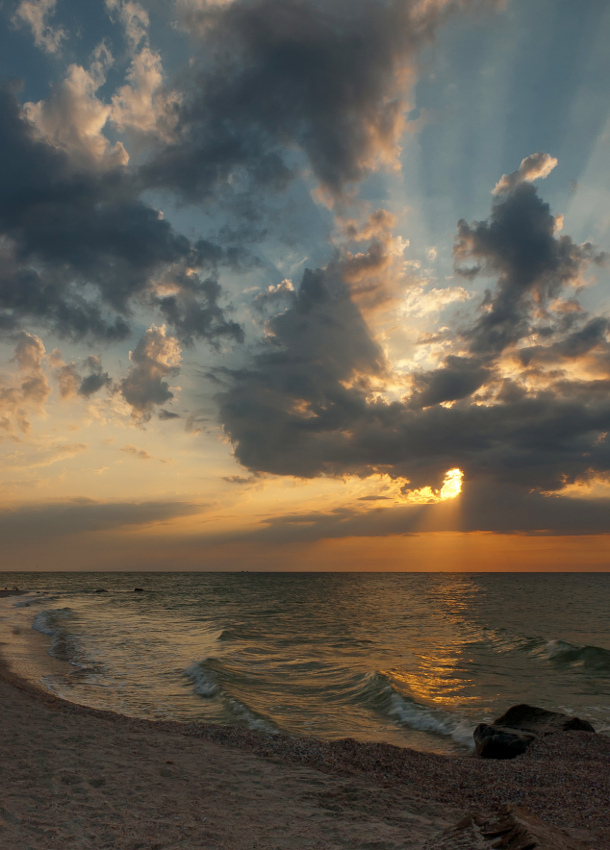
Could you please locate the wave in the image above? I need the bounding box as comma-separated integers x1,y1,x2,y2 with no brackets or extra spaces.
533,639,610,672
388,694,475,749
466,626,610,676
32,608,85,667
352,670,475,749
32,608,74,637
184,660,220,697
183,657,278,735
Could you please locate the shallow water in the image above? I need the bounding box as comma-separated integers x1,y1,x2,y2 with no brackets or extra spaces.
0,572,608,754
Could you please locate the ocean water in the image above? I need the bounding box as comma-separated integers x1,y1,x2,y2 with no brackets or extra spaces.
0,572,608,755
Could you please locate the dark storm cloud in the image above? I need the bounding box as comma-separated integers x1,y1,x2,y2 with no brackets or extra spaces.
219,177,610,523
408,355,490,408
219,263,387,476
454,182,604,356
0,89,242,344
0,499,202,545
147,0,500,200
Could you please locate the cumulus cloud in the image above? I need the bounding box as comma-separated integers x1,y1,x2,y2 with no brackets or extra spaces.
454,179,604,356
0,89,241,343
23,43,128,169
105,1,181,143
120,325,182,421
13,0,66,54
218,166,610,519
106,0,149,50
0,332,50,433
146,0,501,201
492,152,558,196
110,47,180,141
51,351,112,399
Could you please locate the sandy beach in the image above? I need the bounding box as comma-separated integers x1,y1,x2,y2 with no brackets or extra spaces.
0,641,608,850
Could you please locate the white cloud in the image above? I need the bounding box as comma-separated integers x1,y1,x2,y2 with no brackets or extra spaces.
106,0,149,51
110,47,180,140
13,0,66,54
401,284,472,318
493,152,558,195
23,43,129,169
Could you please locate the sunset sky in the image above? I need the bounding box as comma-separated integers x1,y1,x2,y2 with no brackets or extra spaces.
1,0,610,571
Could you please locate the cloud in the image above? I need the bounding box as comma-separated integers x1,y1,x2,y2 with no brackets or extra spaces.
153,273,244,346
0,499,202,544
0,332,51,434
23,43,128,169
492,152,558,196
120,325,181,421
51,351,112,399
408,355,490,407
401,283,472,318
330,208,412,315
0,89,241,343
219,262,387,476
146,0,501,201
110,47,180,141
106,0,149,51
13,0,66,55
79,356,113,397
158,408,181,420
121,444,153,460
454,179,604,357
105,1,181,143
3,440,88,471
218,168,610,520
215,481,610,545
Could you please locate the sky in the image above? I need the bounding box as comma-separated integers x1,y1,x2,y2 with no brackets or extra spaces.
1,0,610,571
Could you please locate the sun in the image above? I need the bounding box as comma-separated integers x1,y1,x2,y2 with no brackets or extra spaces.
439,468,463,500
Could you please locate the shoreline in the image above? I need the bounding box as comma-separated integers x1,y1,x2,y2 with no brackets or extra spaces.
1,588,608,848
1,655,609,848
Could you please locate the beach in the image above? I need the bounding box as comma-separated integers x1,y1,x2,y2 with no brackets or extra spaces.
1,646,609,850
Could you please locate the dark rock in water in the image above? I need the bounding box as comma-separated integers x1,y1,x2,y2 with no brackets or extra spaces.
493,704,595,735
424,805,588,849
133,587,144,592
94,588,107,593
474,703,595,759
473,723,536,760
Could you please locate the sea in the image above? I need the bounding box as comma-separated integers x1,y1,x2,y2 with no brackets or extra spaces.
0,572,608,755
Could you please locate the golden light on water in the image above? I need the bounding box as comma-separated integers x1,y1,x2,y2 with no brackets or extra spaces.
439,468,463,500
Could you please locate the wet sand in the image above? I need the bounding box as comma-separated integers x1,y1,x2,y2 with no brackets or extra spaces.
0,593,608,849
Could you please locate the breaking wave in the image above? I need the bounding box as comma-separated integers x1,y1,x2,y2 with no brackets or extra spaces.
184,657,278,734
184,659,221,698
533,639,610,672
32,608,86,667
388,694,475,749
352,670,475,749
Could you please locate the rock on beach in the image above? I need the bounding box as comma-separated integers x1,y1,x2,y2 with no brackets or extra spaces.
474,704,595,759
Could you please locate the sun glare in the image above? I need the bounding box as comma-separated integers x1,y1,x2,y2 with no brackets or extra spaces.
439,468,463,500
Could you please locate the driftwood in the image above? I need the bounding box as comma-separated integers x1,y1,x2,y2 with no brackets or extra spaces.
423,805,589,850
